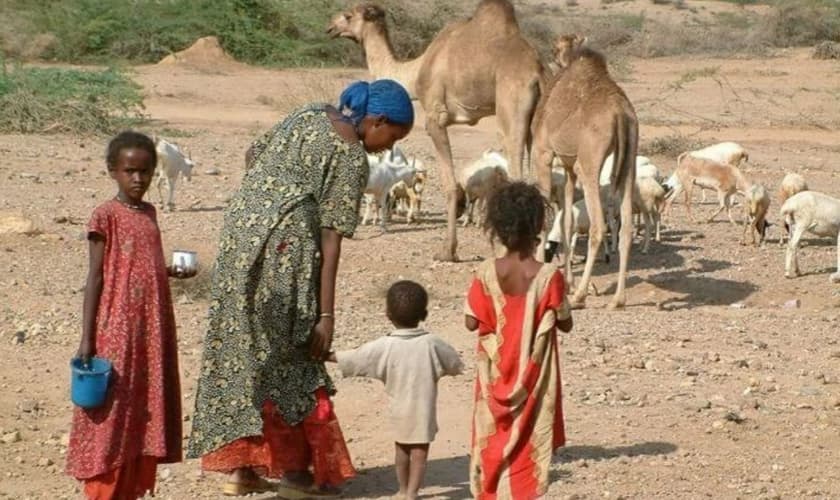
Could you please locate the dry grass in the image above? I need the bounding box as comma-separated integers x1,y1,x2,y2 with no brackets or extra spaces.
643,134,702,156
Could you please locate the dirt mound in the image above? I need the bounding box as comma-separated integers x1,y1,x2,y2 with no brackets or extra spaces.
157,36,244,70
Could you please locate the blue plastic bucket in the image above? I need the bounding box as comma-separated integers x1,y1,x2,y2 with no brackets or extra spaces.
70,357,112,409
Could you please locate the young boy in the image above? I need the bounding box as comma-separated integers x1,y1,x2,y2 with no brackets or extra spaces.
328,280,463,500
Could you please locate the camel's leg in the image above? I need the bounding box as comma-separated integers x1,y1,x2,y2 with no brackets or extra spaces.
609,159,635,310
533,145,556,264
498,78,538,180
570,231,579,263
785,220,805,278
562,171,578,285
570,168,605,308
426,115,459,261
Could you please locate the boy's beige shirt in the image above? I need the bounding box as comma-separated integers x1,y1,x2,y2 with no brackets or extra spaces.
336,328,464,444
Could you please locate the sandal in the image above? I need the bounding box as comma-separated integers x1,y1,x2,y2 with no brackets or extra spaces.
222,477,276,496
275,477,341,499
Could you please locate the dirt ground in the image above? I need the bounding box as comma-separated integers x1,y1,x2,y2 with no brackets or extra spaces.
2,4,840,499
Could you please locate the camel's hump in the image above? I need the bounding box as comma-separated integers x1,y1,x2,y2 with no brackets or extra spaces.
472,0,519,29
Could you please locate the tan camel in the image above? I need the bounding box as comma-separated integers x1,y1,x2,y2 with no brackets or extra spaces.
533,34,639,309
327,0,544,261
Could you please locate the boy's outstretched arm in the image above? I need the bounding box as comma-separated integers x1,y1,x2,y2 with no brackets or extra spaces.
465,315,479,331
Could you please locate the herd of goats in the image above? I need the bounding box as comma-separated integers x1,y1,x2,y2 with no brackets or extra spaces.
151,0,840,310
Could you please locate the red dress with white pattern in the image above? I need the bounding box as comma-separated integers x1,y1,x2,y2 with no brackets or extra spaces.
66,200,182,479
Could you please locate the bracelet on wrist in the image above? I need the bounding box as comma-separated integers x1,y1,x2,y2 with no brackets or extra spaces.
319,312,334,318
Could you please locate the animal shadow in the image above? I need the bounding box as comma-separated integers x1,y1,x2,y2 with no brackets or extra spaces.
554,441,678,464
335,455,472,499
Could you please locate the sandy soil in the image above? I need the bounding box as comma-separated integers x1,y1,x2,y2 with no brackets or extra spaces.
2,5,840,499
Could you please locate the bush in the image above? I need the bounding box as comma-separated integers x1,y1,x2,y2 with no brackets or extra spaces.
762,0,840,47
2,0,361,67
0,63,145,134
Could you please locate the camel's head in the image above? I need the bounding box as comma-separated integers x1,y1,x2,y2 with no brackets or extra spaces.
553,33,587,68
326,3,386,42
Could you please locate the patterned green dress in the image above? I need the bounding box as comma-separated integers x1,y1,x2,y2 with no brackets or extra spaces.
187,104,369,458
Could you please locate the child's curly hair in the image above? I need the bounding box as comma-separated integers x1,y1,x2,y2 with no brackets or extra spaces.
484,181,548,253
386,280,428,327
106,130,157,171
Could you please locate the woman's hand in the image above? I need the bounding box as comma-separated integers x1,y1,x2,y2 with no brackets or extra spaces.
309,316,335,361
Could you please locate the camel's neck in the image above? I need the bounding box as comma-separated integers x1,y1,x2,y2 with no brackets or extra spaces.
361,24,424,98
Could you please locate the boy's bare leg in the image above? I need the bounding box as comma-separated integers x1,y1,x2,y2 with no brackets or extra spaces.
395,443,410,497
406,443,430,500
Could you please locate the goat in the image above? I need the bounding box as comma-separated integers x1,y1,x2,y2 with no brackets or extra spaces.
780,191,840,282
154,137,195,212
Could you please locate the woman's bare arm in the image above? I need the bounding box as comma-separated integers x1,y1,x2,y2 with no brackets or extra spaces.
310,227,342,360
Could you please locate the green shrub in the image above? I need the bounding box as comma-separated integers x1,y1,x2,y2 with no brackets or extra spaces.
2,0,360,66
0,64,145,134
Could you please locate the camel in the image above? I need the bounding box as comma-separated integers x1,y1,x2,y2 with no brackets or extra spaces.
532,34,639,309
327,0,544,261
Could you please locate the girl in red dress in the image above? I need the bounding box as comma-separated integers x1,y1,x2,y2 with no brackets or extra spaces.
464,182,574,500
66,131,194,500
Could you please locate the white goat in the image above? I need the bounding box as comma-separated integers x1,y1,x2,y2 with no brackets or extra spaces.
779,191,840,282
633,176,666,253
664,142,749,203
458,149,510,227
664,156,751,224
361,150,417,229
548,185,618,263
600,154,660,185
154,138,195,212
777,173,809,246
742,184,771,247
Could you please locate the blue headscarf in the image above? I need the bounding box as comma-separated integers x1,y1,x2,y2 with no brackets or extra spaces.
338,79,414,127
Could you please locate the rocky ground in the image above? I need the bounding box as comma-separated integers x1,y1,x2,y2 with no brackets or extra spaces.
1,27,840,500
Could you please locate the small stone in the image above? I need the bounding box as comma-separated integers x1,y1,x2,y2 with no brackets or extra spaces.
160,468,172,481
783,299,801,309
53,216,69,224
205,168,221,176
724,411,745,423
38,457,53,467
59,433,70,447
644,360,655,370
730,302,747,309
711,420,725,429
14,456,24,464
19,400,39,413
2,431,21,444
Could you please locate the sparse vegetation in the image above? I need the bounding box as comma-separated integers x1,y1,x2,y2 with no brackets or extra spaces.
0,63,145,134
644,134,701,156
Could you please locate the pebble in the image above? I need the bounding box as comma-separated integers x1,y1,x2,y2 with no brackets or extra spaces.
783,299,801,309
38,457,54,467
160,468,172,481
19,399,39,413
205,168,221,175
2,430,22,443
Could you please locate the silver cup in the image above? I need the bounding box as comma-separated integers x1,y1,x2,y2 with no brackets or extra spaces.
172,250,198,274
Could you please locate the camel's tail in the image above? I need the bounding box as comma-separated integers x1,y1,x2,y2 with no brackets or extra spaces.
611,112,637,195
